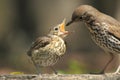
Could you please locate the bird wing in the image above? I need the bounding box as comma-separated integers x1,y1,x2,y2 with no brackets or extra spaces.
106,19,120,41
106,23,120,52
100,13,120,40
27,36,52,56
108,26,120,41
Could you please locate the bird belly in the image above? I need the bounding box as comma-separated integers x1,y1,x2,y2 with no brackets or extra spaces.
31,38,66,67
32,52,60,67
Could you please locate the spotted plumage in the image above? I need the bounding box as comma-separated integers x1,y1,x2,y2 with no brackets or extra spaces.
66,5,120,74
27,19,68,74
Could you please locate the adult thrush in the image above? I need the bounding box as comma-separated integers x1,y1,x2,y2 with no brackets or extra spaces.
27,19,68,74
66,5,120,74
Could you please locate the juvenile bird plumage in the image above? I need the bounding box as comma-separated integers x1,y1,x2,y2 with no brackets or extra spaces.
27,19,68,74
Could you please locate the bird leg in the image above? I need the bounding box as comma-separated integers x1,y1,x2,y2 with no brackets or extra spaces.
114,65,120,74
50,66,58,74
90,52,114,74
99,52,114,73
114,56,120,74
31,58,41,74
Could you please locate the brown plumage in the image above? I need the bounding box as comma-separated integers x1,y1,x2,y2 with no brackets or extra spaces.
66,5,120,74
27,19,68,74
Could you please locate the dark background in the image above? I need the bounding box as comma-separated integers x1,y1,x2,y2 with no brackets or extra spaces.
0,0,120,74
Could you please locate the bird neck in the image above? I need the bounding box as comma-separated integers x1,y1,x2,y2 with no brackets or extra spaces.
84,14,96,26
47,34,59,38
84,14,102,34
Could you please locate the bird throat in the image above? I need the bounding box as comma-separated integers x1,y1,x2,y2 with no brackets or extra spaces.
84,16,98,33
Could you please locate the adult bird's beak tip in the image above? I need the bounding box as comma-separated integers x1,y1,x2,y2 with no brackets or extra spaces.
66,20,73,26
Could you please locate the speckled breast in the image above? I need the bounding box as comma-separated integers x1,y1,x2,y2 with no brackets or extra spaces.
88,23,120,54
32,36,66,67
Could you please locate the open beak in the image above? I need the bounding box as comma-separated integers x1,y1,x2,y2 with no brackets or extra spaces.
60,19,68,34
66,20,74,26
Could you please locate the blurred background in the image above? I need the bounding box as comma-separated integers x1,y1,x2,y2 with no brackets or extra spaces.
0,0,120,74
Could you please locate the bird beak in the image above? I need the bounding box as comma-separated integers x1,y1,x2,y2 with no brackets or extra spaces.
60,19,68,34
66,20,74,26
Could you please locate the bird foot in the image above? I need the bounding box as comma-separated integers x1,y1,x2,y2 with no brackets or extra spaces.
54,71,58,75
52,73,59,77
113,71,120,75
52,73,63,77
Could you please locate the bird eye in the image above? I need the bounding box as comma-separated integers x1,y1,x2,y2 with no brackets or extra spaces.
79,16,83,19
54,27,58,31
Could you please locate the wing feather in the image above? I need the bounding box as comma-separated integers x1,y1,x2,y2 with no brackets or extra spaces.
27,36,51,56
99,13,120,40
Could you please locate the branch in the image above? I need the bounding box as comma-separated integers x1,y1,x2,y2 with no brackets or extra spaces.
0,73,120,80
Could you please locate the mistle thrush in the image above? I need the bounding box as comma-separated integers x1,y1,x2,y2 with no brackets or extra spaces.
66,5,120,74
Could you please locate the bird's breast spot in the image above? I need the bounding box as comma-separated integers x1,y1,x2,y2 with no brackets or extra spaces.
55,43,59,47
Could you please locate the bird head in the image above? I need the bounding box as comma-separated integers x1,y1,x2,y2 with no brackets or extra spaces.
49,19,68,38
66,5,99,26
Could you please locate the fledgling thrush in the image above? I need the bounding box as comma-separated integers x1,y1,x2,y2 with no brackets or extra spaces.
27,19,68,74
66,5,120,74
